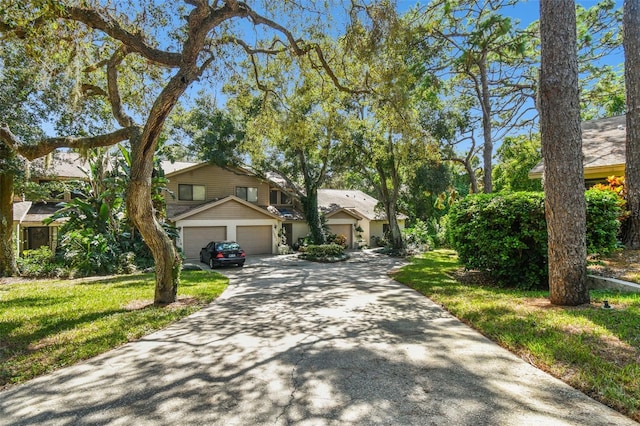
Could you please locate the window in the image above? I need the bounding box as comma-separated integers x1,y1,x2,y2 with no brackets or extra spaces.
178,184,205,201
236,187,258,203
270,189,278,205
280,192,290,205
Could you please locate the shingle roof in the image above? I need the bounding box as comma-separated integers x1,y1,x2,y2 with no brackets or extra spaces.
529,115,626,178
30,152,90,179
317,189,407,221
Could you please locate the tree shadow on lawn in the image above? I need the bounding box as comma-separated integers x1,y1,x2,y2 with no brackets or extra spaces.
0,253,631,425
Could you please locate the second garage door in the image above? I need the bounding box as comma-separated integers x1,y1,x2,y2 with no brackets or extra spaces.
183,226,226,259
328,224,353,248
236,225,272,254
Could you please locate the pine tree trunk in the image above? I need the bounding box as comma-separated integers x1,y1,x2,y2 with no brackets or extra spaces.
0,150,18,276
623,0,640,249
539,0,589,306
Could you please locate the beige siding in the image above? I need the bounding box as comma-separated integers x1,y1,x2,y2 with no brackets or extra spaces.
237,225,272,254
183,226,226,259
329,211,358,220
329,224,353,248
166,165,269,207
189,200,272,220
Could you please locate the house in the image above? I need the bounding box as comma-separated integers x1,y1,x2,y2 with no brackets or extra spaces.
164,163,404,256
13,152,90,254
13,152,404,257
529,115,626,186
317,189,406,248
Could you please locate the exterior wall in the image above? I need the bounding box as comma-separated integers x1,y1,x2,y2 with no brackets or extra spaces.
166,165,270,207
369,220,386,246
290,222,310,246
189,200,271,220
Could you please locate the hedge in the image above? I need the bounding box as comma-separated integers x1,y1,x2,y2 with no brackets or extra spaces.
447,190,621,290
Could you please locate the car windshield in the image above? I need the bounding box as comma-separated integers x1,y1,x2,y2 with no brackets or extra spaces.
216,242,240,251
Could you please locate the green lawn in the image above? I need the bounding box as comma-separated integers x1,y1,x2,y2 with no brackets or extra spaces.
392,249,640,423
0,270,227,389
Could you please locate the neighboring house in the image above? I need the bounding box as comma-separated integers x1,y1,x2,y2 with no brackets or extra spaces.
317,189,407,248
529,115,626,186
13,152,89,255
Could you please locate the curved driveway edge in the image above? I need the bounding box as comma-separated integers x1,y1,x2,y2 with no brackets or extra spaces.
0,251,636,425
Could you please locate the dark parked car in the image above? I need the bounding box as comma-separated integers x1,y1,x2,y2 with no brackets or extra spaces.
200,241,246,268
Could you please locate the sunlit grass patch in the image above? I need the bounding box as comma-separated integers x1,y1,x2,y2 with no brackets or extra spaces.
0,270,227,388
393,249,640,422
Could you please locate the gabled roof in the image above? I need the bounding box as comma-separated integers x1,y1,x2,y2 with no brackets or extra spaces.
325,207,364,220
317,189,407,221
169,195,282,222
529,115,626,179
13,201,32,222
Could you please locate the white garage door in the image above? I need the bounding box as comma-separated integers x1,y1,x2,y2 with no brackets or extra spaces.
236,225,272,255
183,226,226,259
329,224,353,248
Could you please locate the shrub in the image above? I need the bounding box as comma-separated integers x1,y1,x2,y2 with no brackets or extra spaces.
448,192,548,289
403,219,434,253
585,188,622,254
448,191,621,290
17,247,68,278
299,244,346,262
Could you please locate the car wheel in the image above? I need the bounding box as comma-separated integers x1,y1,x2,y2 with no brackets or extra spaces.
238,262,244,268
209,258,215,269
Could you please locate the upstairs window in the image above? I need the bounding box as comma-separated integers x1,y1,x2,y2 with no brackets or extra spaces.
178,184,205,201
236,186,258,203
269,189,291,205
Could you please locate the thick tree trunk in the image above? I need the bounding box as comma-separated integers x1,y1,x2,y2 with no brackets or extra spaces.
540,0,589,306
301,188,325,245
127,132,181,305
623,0,640,249
0,149,18,276
384,200,404,253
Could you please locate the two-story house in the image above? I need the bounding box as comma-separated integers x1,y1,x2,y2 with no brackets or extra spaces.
163,161,405,257
13,152,404,258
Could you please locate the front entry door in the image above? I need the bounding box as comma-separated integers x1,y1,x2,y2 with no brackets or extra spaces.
28,227,50,250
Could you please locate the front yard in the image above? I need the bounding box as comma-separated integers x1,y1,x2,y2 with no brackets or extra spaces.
392,249,640,422
0,270,227,389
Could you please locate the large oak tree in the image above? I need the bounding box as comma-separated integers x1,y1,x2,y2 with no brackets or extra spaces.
0,1,353,304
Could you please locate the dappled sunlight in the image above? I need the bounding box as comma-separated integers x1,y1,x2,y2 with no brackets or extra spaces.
0,251,634,425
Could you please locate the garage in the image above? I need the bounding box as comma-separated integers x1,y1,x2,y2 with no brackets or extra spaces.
236,225,272,254
328,224,353,248
183,226,226,259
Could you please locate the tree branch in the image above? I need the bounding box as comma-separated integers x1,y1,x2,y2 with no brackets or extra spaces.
0,126,136,161
107,47,135,128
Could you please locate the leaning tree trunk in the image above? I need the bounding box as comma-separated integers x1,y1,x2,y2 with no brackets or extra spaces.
623,0,640,249
0,147,18,276
127,131,181,305
539,0,589,306
384,200,404,253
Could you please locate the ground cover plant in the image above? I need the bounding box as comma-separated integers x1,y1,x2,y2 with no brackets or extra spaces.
392,250,640,422
0,270,227,389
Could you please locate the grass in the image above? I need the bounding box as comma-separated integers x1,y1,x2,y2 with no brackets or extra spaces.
0,270,227,389
392,249,640,423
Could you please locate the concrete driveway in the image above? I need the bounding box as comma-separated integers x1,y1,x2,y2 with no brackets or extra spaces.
0,251,636,425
